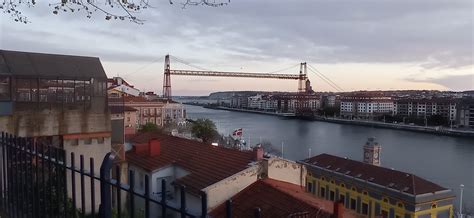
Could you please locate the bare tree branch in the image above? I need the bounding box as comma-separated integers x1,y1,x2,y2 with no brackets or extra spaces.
1,0,230,24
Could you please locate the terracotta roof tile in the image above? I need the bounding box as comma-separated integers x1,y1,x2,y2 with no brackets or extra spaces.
209,179,334,218
126,132,256,195
302,153,447,195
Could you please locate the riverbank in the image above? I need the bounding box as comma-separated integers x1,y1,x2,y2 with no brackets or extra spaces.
188,104,474,137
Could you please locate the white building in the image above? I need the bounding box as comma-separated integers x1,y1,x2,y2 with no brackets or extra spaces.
340,95,394,119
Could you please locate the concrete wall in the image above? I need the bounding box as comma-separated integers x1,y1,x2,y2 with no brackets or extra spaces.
265,157,306,186
0,107,110,137
203,164,260,211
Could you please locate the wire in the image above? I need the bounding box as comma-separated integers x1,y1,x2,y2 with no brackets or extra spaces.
308,64,344,92
309,64,344,91
169,55,210,71
307,65,343,92
268,63,301,74
121,57,163,78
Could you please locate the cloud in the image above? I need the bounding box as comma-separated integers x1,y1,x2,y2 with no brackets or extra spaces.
405,74,474,91
1,0,472,93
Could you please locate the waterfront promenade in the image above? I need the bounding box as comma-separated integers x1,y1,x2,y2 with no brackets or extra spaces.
194,104,474,137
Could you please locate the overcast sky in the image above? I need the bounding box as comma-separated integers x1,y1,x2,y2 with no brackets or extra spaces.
1,0,473,95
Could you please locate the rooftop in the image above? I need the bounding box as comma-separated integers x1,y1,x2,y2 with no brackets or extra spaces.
109,105,138,114
302,154,448,195
108,96,177,104
0,50,107,80
126,132,257,195
210,179,362,218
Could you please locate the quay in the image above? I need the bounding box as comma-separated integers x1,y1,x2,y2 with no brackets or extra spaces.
184,103,474,138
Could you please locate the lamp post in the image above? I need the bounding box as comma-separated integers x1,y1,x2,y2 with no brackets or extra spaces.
459,184,464,218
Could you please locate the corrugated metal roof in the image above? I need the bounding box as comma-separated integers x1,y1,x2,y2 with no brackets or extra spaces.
0,50,107,79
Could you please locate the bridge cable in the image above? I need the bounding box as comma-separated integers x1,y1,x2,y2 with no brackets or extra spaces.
121,57,163,78
169,55,210,71
308,64,344,92
307,66,344,92
268,63,301,74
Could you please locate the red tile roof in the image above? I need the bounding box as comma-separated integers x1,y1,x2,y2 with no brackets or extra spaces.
209,179,348,218
126,132,257,195
302,154,448,195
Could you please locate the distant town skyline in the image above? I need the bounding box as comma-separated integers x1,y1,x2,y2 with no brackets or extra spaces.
1,0,472,95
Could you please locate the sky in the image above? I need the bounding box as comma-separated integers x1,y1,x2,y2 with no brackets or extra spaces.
1,0,473,96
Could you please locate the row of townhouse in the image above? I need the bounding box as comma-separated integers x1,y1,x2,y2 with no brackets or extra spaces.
340,94,474,127
247,94,277,111
230,94,322,113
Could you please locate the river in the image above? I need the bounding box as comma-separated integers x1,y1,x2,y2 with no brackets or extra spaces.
185,105,474,210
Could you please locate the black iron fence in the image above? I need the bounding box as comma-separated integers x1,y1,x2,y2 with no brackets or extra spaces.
0,132,269,218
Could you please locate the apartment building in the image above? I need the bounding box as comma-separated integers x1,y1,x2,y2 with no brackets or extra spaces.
300,154,455,218
393,98,457,122
108,96,186,128
340,95,394,119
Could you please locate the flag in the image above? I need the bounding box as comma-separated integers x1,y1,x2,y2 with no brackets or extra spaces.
232,128,243,136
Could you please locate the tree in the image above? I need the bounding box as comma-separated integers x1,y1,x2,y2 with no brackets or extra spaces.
190,118,218,143
258,139,281,156
2,0,230,24
139,123,161,133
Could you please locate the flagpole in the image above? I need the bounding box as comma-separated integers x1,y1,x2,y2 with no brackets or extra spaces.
281,141,284,158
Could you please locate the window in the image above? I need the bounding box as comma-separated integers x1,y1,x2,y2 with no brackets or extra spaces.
71,139,79,146
97,137,105,144
381,209,389,218
307,182,313,193
84,138,92,145
16,78,32,102
382,197,389,203
0,76,11,101
127,117,131,122
139,172,144,189
397,202,404,208
320,187,326,198
350,198,356,210
330,190,335,201
362,202,369,215
339,194,345,205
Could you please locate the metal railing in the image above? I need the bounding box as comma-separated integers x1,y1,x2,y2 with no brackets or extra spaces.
0,132,268,218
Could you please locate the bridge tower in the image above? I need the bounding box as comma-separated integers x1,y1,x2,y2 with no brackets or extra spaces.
298,62,307,93
163,54,172,99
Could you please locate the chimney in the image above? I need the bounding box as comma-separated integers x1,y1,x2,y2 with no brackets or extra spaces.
149,138,161,157
253,146,264,161
333,200,344,218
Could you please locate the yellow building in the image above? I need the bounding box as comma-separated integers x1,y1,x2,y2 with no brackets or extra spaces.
300,154,455,218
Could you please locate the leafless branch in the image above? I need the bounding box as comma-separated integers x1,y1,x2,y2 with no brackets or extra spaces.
2,0,229,24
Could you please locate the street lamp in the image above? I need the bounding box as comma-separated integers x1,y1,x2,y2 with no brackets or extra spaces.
459,184,464,218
